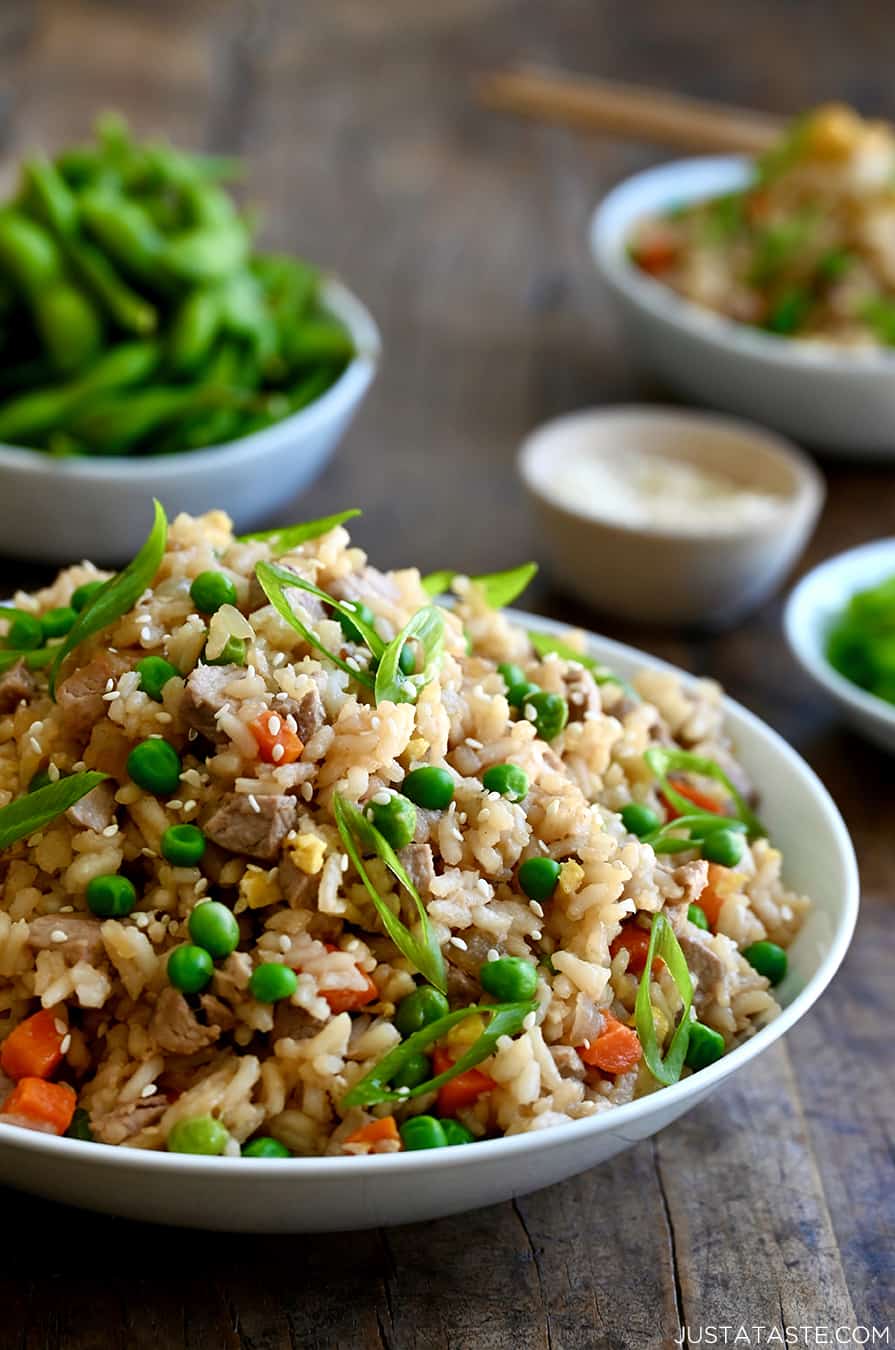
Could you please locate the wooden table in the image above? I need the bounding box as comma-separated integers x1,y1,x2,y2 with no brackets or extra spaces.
0,2,892,1344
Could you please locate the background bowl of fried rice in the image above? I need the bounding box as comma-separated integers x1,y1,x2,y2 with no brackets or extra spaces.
591,156,895,457
0,615,858,1232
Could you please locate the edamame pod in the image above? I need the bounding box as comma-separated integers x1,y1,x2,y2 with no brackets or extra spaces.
79,191,167,286
167,287,223,373
71,384,225,455
34,282,103,373
285,317,355,367
162,220,249,282
0,340,159,444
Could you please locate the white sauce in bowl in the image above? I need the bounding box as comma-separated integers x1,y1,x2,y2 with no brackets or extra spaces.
546,446,786,533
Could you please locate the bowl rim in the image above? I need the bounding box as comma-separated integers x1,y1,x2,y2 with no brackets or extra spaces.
784,535,895,730
589,152,895,374
0,611,860,1177
0,276,381,480
517,403,826,544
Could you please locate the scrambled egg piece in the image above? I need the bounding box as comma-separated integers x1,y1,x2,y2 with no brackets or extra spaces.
236,866,281,912
558,860,585,897
288,832,327,876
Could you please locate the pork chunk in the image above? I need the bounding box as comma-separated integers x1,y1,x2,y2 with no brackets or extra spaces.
27,914,105,964
672,859,709,907
151,986,220,1055
563,665,600,722
57,653,129,740
203,792,297,860
678,932,726,1001
92,1094,169,1145
398,843,435,895
181,663,242,740
0,660,34,713
66,779,117,833
278,686,326,743
278,851,321,907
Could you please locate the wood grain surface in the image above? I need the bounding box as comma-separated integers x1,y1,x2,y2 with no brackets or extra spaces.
0,2,892,1346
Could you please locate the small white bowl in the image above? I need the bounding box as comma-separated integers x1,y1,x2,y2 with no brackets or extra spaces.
519,405,824,627
590,156,895,458
0,278,380,565
0,615,858,1231
785,537,895,753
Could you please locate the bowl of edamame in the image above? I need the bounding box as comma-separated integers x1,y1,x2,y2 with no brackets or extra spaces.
0,115,379,561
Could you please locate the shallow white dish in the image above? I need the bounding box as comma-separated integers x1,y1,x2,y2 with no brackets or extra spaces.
0,278,380,565
590,155,895,457
785,537,895,753
0,612,858,1231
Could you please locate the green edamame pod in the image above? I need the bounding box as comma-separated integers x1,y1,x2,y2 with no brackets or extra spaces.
167,287,223,373
0,211,62,291
220,271,277,364
34,282,103,373
23,157,79,236
79,191,167,287
0,340,159,444
71,384,223,455
284,317,355,368
161,220,249,282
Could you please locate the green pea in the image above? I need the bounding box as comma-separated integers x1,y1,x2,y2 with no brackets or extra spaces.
188,900,239,960
506,679,539,709
482,763,528,802
338,601,375,643
4,611,43,651
70,580,105,612
136,655,179,701
365,792,416,851
190,570,238,614
479,955,538,1002
394,986,449,1038
167,944,214,993
161,823,206,867
127,738,182,795
497,662,526,692
440,1119,475,1146
518,855,561,902
688,903,710,931
742,940,788,986
41,606,76,639
391,1050,432,1091
249,962,298,1003
398,643,416,676
85,873,137,918
701,828,745,868
242,1136,290,1158
523,690,568,742
167,1114,229,1155
399,1115,447,1150
402,766,454,811
206,636,246,667
620,802,661,837
684,1021,726,1071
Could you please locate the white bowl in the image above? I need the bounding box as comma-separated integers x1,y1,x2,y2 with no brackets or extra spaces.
785,537,895,753
0,613,858,1231
0,278,380,565
519,405,824,627
590,156,895,458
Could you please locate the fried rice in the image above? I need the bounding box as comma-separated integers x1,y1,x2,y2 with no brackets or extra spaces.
0,509,809,1157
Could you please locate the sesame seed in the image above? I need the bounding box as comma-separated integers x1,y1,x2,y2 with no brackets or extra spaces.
31,721,43,734
531,930,542,941
188,728,198,741
271,744,285,763
479,808,491,822
59,905,73,914
487,948,499,962
274,691,289,701
156,711,173,723
395,1085,411,1097
29,736,41,754
340,854,349,872
268,715,281,736
523,1012,536,1030
529,900,544,918
272,653,286,668
278,935,291,953
449,936,468,951
102,690,121,702
140,1083,158,1099
247,664,256,678
168,799,183,811
247,794,261,814
285,714,297,734
54,1019,67,1036
195,878,208,895
582,1038,591,1050
48,763,60,782
50,929,67,943
141,847,157,858
345,657,359,672
168,921,179,937
72,761,86,772
465,737,483,750
458,812,468,825
523,703,536,721
104,678,114,692
102,824,119,838
134,913,149,929
141,628,152,642
342,601,357,612
183,798,197,812
300,782,313,802
372,791,391,806
60,1034,72,1054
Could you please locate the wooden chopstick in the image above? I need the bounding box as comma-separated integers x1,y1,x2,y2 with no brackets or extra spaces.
477,67,782,155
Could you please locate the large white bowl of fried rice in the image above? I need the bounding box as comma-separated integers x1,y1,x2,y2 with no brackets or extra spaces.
0,507,857,1230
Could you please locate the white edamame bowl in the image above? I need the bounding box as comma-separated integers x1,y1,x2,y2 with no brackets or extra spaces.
0,613,858,1232
590,156,895,458
0,278,380,565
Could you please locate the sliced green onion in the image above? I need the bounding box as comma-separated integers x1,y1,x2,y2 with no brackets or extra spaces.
333,793,446,993
374,605,444,705
643,811,749,855
644,747,766,839
254,560,379,686
0,771,108,851
341,1000,534,1108
527,629,635,696
420,562,537,609
49,499,167,699
239,508,361,554
635,913,693,1086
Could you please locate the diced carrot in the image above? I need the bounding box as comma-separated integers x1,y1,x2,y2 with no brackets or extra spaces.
609,922,661,977
2,1078,77,1135
631,229,678,276
432,1048,496,1116
0,1007,65,1081
698,862,729,928
661,780,726,821
345,1115,400,1147
322,968,379,1014
249,709,303,766
578,1015,642,1075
